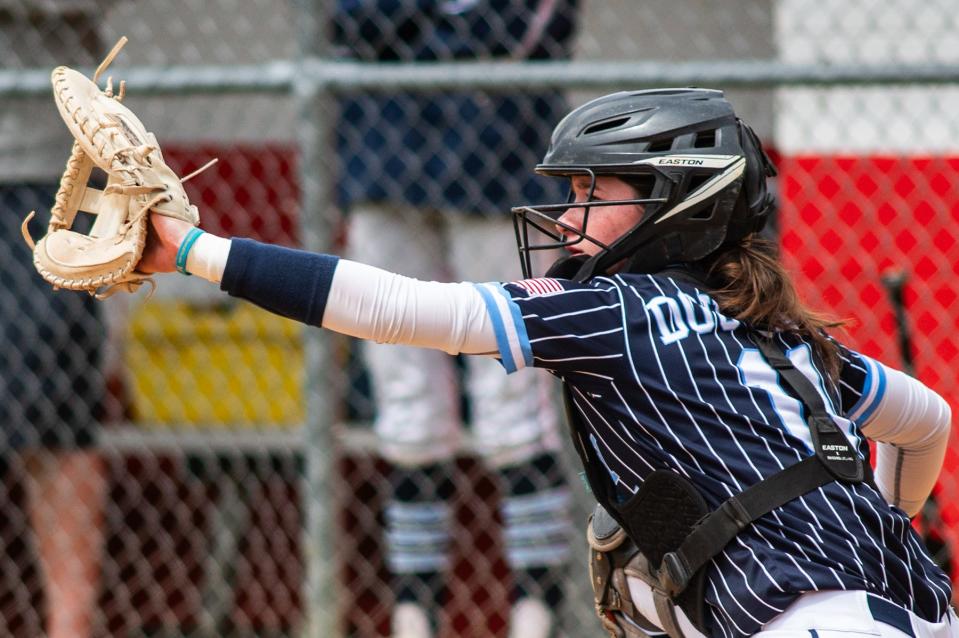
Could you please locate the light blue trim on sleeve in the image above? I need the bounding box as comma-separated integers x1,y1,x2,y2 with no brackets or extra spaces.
473,283,518,373
847,355,888,426
856,359,887,425
847,359,874,419
492,283,533,368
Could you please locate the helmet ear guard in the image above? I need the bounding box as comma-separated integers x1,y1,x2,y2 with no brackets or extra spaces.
724,120,778,245
618,153,750,275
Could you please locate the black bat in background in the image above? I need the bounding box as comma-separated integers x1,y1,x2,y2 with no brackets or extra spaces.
880,270,916,377
880,269,953,579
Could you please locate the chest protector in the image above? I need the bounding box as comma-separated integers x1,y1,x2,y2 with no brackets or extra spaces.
569,303,872,637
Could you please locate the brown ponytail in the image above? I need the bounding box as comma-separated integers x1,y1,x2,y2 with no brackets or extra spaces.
702,235,846,382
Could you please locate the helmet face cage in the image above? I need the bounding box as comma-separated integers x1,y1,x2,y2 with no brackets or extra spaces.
511,167,670,279
512,88,774,282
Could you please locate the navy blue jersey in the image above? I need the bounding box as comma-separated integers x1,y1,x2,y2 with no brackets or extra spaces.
474,272,952,637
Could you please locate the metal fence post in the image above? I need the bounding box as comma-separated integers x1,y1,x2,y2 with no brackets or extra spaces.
293,1,339,636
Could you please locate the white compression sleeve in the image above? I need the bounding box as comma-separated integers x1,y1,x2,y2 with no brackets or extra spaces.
859,363,952,517
322,258,500,356
185,232,232,283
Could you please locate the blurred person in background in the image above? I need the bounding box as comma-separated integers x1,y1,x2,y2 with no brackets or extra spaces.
332,1,579,636
0,4,111,636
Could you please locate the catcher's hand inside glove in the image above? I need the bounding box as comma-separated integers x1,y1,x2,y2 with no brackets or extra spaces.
21,37,215,299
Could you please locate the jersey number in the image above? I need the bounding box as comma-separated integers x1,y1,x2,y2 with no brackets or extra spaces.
737,345,854,452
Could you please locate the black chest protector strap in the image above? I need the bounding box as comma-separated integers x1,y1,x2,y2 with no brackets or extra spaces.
755,338,865,483
655,336,871,599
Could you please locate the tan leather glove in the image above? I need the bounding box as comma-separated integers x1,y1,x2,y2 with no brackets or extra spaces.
22,37,212,299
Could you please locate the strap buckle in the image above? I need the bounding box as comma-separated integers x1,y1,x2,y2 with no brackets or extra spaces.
811,414,839,434
658,552,690,598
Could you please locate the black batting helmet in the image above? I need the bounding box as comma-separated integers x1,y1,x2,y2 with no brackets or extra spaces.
512,88,777,281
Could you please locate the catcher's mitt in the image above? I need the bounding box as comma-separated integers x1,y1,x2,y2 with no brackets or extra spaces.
21,37,214,299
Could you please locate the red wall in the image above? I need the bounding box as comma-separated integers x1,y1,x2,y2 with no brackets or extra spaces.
780,154,959,577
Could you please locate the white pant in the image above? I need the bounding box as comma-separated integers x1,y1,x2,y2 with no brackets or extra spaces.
346,203,561,468
624,580,957,638
755,590,958,638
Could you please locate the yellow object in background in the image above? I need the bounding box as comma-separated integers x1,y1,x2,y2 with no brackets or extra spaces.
126,300,305,428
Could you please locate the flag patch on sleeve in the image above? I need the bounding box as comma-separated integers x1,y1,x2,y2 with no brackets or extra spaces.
510,278,565,296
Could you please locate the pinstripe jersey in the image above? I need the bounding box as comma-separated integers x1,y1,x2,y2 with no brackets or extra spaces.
474,271,952,638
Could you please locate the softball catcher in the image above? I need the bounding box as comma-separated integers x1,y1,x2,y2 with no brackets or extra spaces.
29,58,956,638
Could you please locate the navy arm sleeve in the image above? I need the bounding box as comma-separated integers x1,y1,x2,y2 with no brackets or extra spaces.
220,238,339,327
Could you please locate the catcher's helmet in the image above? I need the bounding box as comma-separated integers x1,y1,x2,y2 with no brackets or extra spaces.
512,88,777,281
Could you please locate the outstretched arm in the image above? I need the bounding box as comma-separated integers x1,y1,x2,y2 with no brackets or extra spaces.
140,214,500,356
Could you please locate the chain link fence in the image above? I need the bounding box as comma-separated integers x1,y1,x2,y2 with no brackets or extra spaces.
1,1,958,636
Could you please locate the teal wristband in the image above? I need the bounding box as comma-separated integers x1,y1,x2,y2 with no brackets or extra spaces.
175,227,205,276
